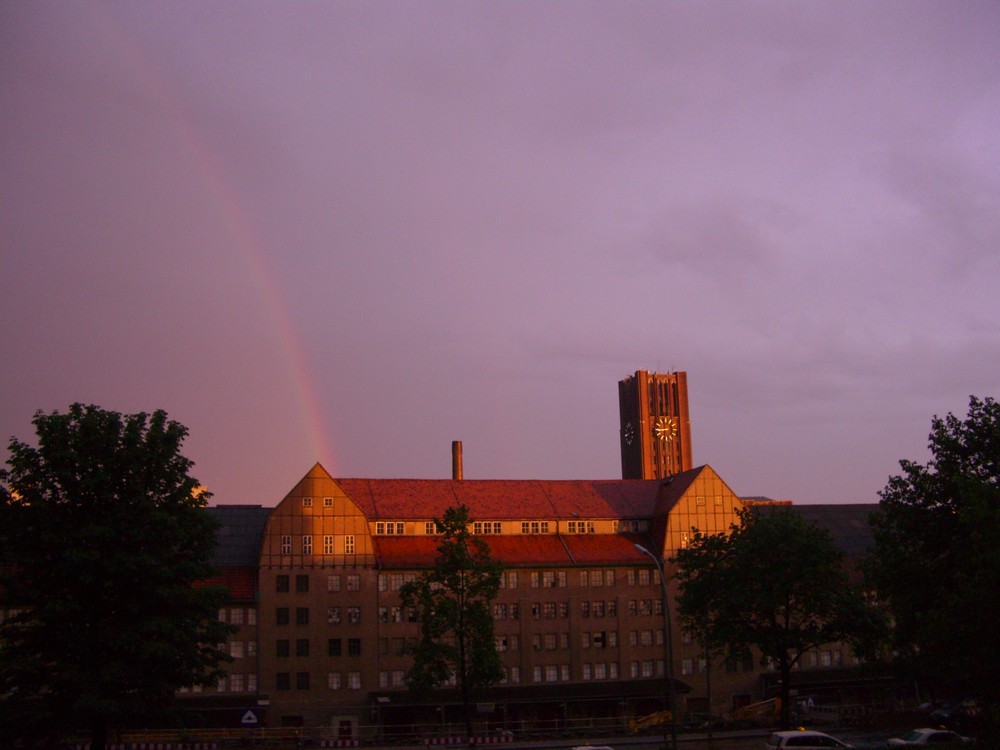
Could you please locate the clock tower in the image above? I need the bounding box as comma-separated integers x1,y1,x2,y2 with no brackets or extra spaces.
619,370,692,479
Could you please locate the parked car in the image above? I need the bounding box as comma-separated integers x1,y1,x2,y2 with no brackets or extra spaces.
765,729,853,749
887,727,972,746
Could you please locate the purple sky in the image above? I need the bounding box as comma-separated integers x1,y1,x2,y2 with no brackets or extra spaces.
3,2,999,507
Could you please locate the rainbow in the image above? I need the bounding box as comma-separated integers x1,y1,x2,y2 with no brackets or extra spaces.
88,5,335,470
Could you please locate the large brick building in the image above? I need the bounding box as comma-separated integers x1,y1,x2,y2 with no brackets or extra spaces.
189,462,877,739
169,370,880,738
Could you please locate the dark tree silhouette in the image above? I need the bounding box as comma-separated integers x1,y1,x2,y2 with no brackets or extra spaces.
0,404,233,750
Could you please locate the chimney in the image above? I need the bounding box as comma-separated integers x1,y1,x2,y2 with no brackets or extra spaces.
452,440,463,480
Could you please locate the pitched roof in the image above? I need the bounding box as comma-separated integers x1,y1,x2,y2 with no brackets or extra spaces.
789,503,878,557
334,467,709,521
201,565,258,602
374,532,655,568
207,505,271,566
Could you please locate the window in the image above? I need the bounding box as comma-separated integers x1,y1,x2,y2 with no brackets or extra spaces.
567,520,595,534
296,607,309,626
280,535,291,555
276,608,289,626
696,495,705,506
545,665,558,682
231,608,244,625
348,638,361,656
323,535,334,554
594,663,607,680
520,521,550,534
230,673,245,692
376,521,405,535
276,640,290,658
715,495,724,506
327,607,341,624
582,663,592,680
296,575,309,593
392,670,405,687
604,570,615,586
302,535,313,554
544,633,557,650
247,641,257,656
347,607,361,624
344,535,355,554
276,672,290,691
324,497,334,507
248,609,257,625
328,638,341,656
346,575,360,592
500,571,518,589
580,571,589,587
276,575,289,593
328,672,341,690
348,672,361,690
230,641,245,659
473,521,502,535
681,659,694,675
327,574,341,592
302,497,313,507
424,521,441,535
296,672,310,690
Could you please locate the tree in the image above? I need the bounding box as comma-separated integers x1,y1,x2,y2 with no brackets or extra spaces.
399,505,504,739
866,396,1000,730
0,404,234,750
672,506,883,729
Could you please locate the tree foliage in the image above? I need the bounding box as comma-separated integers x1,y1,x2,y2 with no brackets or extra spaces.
867,396,1000,718
399,505,504,738
672,506,883,729
0,404,234,750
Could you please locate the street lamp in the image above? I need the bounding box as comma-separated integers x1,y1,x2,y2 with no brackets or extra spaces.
634,543,678,750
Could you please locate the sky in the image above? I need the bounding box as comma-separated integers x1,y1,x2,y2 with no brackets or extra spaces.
2,1,999,507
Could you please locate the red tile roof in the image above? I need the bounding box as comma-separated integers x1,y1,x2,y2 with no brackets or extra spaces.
200,565,257,602
374,532,654,568
334,471,703,521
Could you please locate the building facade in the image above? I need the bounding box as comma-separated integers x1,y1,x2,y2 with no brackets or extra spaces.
198,462,794,736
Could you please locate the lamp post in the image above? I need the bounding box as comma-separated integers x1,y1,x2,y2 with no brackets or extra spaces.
634,544,678,750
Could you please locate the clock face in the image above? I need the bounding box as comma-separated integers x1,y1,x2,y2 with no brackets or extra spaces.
623,421,635,446
653,416,678,441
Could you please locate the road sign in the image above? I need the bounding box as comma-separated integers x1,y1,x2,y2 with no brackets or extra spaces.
241,709,259,726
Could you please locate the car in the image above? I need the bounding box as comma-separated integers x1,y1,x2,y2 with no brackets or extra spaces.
571,746,614,750
765,729,853,749
886,727,972,746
